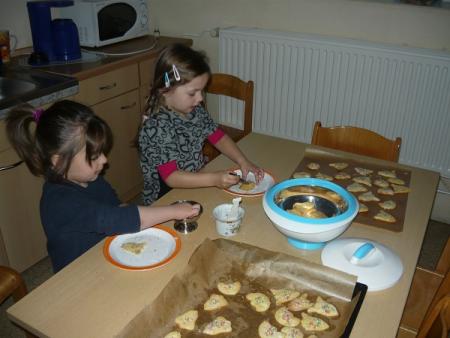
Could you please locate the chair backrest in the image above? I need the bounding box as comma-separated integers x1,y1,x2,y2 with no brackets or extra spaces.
206,73,254,137
417,294,450,338
0,265,27,304
311,121,402,162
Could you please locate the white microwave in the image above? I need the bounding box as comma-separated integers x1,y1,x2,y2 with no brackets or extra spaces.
60,0,150,47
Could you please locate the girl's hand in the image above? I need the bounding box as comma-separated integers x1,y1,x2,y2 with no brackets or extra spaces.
215,171,240,188
240,161,265,184
172,203,201,220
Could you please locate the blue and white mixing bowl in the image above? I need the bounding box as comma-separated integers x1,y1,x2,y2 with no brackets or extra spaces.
262,178,358,250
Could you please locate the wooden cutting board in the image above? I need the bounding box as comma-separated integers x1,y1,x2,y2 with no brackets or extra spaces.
291,153,411,232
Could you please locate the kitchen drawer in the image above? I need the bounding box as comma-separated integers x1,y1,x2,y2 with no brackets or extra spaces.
139,57,156,86
74,64,139,106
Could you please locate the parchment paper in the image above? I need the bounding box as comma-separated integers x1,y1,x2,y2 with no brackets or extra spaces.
118,238,361,338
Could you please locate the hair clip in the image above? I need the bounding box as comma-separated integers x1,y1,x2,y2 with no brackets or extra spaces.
32,108,44,123
172,64,181,81
164,72,170,88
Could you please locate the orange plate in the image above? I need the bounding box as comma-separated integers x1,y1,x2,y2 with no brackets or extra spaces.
103,225,181,271
224,168,276,197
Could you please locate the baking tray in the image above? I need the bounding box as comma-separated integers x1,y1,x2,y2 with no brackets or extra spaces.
342,282,368,337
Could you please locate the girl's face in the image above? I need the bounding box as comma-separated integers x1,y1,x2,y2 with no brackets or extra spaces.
163,73,209,115
66,146,108,187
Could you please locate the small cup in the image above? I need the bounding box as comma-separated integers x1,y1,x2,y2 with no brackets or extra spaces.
213,204,245,237
172,200,203,234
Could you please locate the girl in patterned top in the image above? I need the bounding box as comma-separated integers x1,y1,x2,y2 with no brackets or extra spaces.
138,43,263,205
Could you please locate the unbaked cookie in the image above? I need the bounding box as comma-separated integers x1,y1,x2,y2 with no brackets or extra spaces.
204,294,228,311
164,331,181,338
315,172,333,181
374,178,389,188
287,293,314,312
347,182,368,193
377,187,394,196
388,177,405,185
217,281,241,296
300,313,329,331
329,162,348,171
121,242,146,255
307,162,320,170
358,203,369,213
202,316,232,335
246,292,271,312
355,167,373,176
258,320,285,338
175,310,198,331
353,176,372,187
334,172,351,180
274,306,301,327
239,181,256,191
281,327,304,338
392,184,411,194
307,296,339,317
293,172,311,179
358,191,380,202
374,210,396,223
378,170,396,178
379,200,396,210
271,288,300,306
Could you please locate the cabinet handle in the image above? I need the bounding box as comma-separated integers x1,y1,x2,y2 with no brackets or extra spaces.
0,160,23,172
120,102,137,110
98,83,117,90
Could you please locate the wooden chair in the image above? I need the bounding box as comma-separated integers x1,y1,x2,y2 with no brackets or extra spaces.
416,294,450,338
397,237,450,337
311,121,402,162
202,73,254,161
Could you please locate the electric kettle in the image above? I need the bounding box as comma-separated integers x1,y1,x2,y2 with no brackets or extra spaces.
27,0,81,65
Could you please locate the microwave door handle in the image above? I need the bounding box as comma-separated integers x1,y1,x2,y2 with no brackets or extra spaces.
0,160,24,172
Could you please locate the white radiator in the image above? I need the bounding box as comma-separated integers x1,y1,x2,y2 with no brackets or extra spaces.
218,27,450,177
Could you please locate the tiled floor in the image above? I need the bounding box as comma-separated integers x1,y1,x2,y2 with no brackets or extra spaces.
0,220,448,337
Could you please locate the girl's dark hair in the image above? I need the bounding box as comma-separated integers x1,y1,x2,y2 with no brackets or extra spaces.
144,43,211,116
5,100,113,182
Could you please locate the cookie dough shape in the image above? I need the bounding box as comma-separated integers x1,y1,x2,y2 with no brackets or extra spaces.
239,181,256,191
392,184,411,194
347,182,368,193
275,306,301,327
355,167,373,176
258,320,285,338
300,313,329,332
293,171,311,179
374,178,389,188
358,203,369,213
388,177,405,185
307,162,320,170
379,200,396,210
334,172,351,180
377,187,394,196
204,294,228,311
353,176,372,187
288,293,314,312
358,191,380,202
271,288,301,306
121,242,146,255
281,327,304,338
374,210,396,223
329,162,348,171
164,332,181,338
246,292,271,312
315,172,333,181
378,170,396,178
217,281,241,295
307,296,339,317
175,310,198,331
202,316,232,335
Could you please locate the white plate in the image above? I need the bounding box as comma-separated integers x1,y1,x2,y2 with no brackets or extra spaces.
225,169,275,197
104,226,181,270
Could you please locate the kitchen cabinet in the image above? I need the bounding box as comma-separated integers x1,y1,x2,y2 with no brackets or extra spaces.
0,125,47,272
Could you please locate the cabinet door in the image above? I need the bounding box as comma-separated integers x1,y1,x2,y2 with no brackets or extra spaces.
0,148,47,272
93,89,143,202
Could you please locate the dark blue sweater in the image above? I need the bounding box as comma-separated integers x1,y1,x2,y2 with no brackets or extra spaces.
40,176,140,272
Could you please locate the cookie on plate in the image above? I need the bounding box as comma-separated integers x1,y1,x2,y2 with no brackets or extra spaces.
217,281,241,296
164,332,181,338
121,242,146,255
175,310,198,331
379,200,396,210
329,162,348,170
239,181,256,191
271,288,300,306
307,296,339,317
246,292,271,312
300,313,329,331
258,320,285,338
204,294,228,311
202,316,232,335
287,293,314,312
374,210,396,223
274,307,301,327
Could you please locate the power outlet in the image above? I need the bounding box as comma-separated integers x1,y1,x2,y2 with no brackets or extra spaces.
210,27,220,38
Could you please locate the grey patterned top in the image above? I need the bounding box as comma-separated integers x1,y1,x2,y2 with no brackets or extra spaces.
138,105,218,205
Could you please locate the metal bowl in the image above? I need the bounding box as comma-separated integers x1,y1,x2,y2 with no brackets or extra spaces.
171,200,203,234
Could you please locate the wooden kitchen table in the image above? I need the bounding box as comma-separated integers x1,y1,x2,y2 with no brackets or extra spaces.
7,133,439,338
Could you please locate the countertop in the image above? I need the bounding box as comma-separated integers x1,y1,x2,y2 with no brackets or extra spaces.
7,133,440,338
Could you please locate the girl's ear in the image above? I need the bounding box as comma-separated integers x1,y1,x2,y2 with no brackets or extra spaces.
50,154,60,167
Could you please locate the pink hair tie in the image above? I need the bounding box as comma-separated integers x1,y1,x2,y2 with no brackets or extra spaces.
32,108,44,123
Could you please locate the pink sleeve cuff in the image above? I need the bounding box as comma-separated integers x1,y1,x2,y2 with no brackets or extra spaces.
157,160,178,181
207,128,225,145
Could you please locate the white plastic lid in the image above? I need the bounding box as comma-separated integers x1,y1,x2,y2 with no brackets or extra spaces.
321,238,403,291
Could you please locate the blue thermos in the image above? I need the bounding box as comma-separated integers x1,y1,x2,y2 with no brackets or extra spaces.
27,0,81,64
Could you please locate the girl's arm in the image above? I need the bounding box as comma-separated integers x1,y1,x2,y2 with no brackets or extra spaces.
138,203,200,229
213,134,264,182
164,169,239,189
